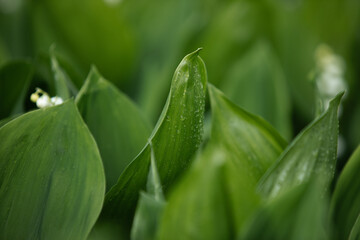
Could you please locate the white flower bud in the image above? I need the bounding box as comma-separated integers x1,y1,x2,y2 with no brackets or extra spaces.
36,95,52,108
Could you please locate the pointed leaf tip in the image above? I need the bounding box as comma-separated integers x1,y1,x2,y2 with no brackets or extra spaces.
258,92,343,199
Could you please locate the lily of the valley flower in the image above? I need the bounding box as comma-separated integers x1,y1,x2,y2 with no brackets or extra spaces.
314,44,347,112
30,88,64,109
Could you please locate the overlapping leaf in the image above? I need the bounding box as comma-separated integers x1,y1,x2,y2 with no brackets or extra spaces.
331,145,360,239
76,66,152,190
0,101,105,240
157,144,238,240
209,84,287,184
258,92,343,199
349,214,360,240
131,146,166,240
101,49,207,231
157,85,287,239
157,143,260,240
50,51,75,99
239,180,329,240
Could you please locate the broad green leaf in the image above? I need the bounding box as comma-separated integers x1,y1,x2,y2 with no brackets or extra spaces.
131,146,166,240
102,49,207,231
331,145,360,240
0,100,105,240
0,60,33,119
209,84,287,184
76,66,152,190
258,92,344,199
239,180,329,240
349,214,360,240
35,0,136,87
201,85,286,232
220,40,292,139
157,143,260,240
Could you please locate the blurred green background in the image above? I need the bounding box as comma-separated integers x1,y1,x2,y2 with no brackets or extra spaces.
0,0,359,163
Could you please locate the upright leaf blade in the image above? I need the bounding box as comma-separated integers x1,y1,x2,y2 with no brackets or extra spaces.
258,92,344,199
349,214,360,240
157,145,235,240
102,49,207,230
157,143,260,240
76,66,152,190
50,50,72,99
240,180,329,240
131,146,166,240
209,84,287,184
0,101,105,240
331,145,360,240
157,82,288,238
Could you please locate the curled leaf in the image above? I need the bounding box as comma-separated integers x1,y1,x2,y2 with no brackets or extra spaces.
102,49,207,231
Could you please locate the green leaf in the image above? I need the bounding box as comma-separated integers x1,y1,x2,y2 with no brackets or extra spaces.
76,66,152,190
101,49,207,231
0,101,105,240
157,143,260,240
239,180,329,240
0,60,33,119
131,146,166,240
50,49,72,99
331,145,360,240
220,40,292,139
208,84,287,184
349,214,360,240
258,92,344,199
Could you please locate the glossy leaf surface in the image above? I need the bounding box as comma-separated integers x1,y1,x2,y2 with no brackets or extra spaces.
76,67,152,190
258,92,343,199
0,101,105,240
102,49,207,230
331,145,360,240
157,85,288,239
